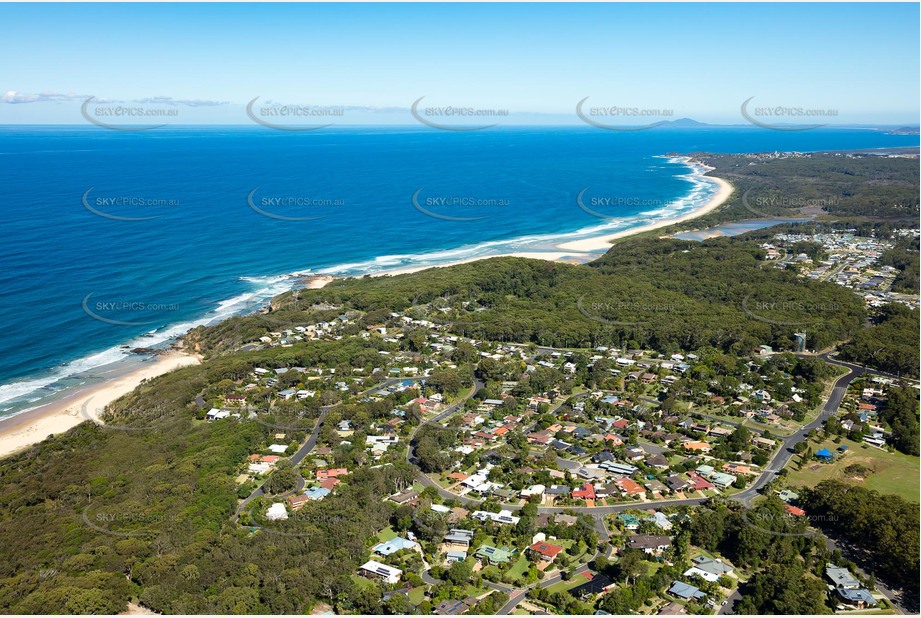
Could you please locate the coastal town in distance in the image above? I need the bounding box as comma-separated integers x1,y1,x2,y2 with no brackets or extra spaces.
0,3,919,618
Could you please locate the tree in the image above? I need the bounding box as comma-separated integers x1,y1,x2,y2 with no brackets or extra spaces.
615,549,646,585
736,562,829,614
445,559,473,586
262,459,298,494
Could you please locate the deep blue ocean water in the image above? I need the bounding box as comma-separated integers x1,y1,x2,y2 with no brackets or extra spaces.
0,125,916,417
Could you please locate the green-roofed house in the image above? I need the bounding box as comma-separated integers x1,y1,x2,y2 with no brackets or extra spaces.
618,514,640,530
474,545,514,565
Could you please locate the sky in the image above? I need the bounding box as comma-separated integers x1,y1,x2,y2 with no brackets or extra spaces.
1,2,919,125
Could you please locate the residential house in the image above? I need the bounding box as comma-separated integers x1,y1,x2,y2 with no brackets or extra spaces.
572,483,596,501
266,503,288,521
825,564,860,589
668,581,706,601
359,560,402,585
304,486,331,501
529,541,564,563
618,513,640,530
658,601,688,615
287,494,311,511
615,477,646,497
475,545,514,565
683,441,712,453
442,529,474,551
627,534,672,555
316,467,348,481
666,475,691,493
388,490,420,506
569,573,614,599
471,510,520,525
373,537,420,557
433,598,477,615
684,556,733,582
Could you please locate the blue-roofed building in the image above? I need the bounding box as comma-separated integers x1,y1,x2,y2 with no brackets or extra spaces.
373,536,420,556
816,448,834,461
836,588,877,609
304,486,331,500
668,581,705,601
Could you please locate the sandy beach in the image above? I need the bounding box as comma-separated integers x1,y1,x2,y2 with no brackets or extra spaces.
368,162,735,276
556,165,734,252
0,351,200,460
368,251,599,278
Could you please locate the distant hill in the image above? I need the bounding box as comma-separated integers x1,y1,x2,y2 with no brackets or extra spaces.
656,117,712,128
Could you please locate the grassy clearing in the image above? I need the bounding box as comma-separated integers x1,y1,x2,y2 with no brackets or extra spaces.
543,571,590,595
784,436,919,503
407,587,426,605
375,525,398,543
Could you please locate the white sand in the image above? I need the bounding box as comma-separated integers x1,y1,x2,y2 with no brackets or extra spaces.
556,173,734,252
0,351,200,460
368,251,596,278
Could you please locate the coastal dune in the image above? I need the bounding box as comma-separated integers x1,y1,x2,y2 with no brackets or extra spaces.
0,351,200,459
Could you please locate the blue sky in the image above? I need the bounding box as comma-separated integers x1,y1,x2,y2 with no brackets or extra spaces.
1,2,918,125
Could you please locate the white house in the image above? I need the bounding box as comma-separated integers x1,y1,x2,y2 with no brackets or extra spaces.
359,560,402,585
266,503,288,521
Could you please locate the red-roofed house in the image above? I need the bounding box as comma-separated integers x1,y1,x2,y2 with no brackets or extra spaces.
572,483,596,500
612,419,630,430
317,468,348,481
784,504,806,517
320,478,340,490
687,472,714,491
683,441,712,453
529,541,564,563
615,477,646,496
604,433,624,446
249,454,281,464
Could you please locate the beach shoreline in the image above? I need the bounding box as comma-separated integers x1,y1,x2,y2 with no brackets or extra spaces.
0,350,200,460
556,159,734,252
0,159,733,459
365,158,735,276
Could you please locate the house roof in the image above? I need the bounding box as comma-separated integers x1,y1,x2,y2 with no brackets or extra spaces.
837,588,877,605
374,537,418,556
692,556,733,576
529,541,564,559
304,486,331,499
826,565,860,588
569,573,612,598
668,581,705,600
475,545,514,563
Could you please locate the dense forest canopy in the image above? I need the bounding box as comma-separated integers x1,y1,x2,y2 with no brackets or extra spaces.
191,238,866,360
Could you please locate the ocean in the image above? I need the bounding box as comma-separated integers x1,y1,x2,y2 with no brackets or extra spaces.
0,125,916,418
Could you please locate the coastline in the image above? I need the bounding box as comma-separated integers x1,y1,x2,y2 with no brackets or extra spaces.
366,159,735,277
0,158,733,458
0,350,200,460
556,163,734,252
